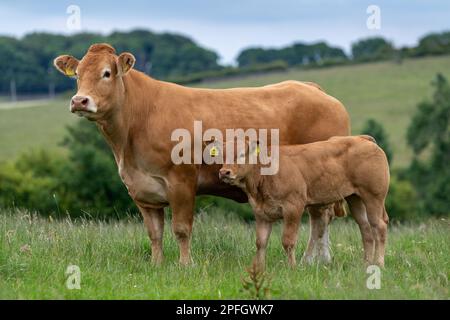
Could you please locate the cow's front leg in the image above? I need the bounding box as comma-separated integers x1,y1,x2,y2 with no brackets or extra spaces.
302,206,332,264
138,206,165,265
167,178,196,266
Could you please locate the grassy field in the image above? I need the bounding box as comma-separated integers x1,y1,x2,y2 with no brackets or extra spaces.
0,209,448,299
0,98,76,162
1,56,450,167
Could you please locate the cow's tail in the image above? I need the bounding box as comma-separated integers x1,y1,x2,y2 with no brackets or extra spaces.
303,81,325,92
333,199,347,218
359,134,377,144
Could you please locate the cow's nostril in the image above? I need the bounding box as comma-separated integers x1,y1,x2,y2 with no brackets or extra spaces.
81,98,88,105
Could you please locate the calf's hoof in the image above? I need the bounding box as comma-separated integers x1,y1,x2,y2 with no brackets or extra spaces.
151,255,164,266
179,256,194,266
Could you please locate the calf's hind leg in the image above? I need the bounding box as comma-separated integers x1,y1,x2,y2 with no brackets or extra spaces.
302,206,332,264
363,198,388,267
345,194,375,264
281,207,303,267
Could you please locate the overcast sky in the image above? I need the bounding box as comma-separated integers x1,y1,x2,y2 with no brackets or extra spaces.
0,0,449,64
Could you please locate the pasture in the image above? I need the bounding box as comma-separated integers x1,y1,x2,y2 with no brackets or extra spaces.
1,56,450,167
0,209,448,299
0,56,449,300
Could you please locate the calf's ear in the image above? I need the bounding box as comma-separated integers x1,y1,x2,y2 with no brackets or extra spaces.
247,140,260,155
117,52,136,76
53,55,79,78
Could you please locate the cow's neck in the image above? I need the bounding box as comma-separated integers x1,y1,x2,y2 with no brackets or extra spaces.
96,109,128,163
96,71,160,167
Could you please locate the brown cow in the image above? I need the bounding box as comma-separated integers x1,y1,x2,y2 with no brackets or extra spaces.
53,43,350,265
219,135,390,269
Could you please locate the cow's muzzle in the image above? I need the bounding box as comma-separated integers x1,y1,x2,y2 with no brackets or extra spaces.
70,95,97,114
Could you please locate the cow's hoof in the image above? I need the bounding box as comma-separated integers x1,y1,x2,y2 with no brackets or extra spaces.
301,252,332,265
301,254,315,265
317,253,332,264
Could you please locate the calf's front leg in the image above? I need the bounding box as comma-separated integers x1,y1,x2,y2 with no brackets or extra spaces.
253,217,272,270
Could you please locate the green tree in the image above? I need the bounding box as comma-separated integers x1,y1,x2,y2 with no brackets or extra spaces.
415,31,450,57
351,37,395,62
361,118,393,164
407,74,450,215
59,120,136,218
237,41,347,68
0,30,221,94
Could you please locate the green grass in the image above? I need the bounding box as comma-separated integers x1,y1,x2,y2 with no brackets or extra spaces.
0,98,77,162
0,209,448,299
1,56,450,167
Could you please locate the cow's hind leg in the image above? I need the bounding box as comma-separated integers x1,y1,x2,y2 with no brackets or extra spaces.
253,217,272,271
362,197,388,267
302,206,332,264
346,194,375,264
139,206,165,265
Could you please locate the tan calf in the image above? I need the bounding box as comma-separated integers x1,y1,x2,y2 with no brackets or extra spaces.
219,135,390,269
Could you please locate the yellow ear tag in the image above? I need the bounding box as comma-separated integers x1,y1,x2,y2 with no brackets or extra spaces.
255,145,260,155
65,68,75,77
210,146,219,157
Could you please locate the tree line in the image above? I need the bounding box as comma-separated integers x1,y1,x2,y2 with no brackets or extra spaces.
1,30,450,94
0,29,220,94
237,31,450,67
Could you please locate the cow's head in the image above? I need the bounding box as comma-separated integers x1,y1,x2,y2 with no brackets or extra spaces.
219,140,259,186
53,43,135,120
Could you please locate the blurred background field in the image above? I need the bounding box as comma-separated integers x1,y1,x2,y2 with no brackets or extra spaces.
1,55,450,168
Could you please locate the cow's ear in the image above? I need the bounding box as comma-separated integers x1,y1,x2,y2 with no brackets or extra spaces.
53,55,79,78
117,52,135,76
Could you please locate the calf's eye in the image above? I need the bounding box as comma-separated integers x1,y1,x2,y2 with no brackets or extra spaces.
103,71,111,78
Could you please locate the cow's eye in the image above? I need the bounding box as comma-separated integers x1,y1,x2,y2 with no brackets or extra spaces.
103,71,111,78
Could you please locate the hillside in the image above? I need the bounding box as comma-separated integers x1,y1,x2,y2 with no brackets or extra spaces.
196,55,450,168
1,55,450,167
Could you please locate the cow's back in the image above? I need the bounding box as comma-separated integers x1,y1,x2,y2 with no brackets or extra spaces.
128,74,351,203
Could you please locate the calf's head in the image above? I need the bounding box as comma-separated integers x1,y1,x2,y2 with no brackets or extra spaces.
53,43,135,120
219,141,259,186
